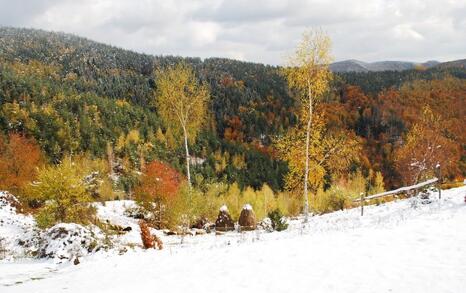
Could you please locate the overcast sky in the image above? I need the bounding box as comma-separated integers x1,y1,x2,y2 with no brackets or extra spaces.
0,0,465,65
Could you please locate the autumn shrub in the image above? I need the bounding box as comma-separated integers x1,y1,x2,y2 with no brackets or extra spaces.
139,220,154,249
158,182,294,229
221,183,242,220
73,155,115,201
162,184,219,230
276,191,302,217
440,181,464,190
183,182,227,226
367,170,385,196
212,183,301,222
311,187,350,214
25,159,97,228
135,160,183,228
139,219,163,250
0,133,43,196
137,177,307,229
241,185,277,221
309,170,374,214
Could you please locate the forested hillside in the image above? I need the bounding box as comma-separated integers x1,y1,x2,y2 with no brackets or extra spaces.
1,26,465,202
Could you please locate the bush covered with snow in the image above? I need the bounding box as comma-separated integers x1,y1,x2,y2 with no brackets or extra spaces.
0,191,22,211
39,223,105,260
1,191,109,261
257,217,274,232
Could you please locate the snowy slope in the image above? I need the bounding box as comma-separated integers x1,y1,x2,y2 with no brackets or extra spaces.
1,186,465,293
0,192,40,259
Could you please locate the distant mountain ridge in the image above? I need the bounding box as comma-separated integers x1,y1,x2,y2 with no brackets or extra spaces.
434,59,466,69
330,59,443,73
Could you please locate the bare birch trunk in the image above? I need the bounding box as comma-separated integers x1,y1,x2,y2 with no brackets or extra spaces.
183,127,191,187
303,83,312,222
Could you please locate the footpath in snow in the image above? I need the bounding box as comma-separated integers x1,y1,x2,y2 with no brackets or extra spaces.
1,186,465,293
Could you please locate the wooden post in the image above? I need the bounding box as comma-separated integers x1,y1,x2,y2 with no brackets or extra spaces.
438,169,442,200
360,192,364,216
436,164,442,199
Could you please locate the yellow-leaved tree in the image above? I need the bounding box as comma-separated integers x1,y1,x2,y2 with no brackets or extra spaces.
155,62,210,187
276,112,360,215
280,30,333,220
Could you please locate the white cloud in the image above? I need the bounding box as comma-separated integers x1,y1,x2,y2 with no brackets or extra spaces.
0,0,465,64
392,24,424,41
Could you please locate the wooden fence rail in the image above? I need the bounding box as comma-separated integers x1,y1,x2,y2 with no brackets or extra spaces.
354,177,439,216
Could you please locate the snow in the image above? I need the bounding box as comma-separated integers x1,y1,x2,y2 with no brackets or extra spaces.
94,200,142,247
0,192,39,259
1,186,466,293
219,204,228,212
358,177,438,201
242,203,253,211
39,223,105,260
0,192,107,261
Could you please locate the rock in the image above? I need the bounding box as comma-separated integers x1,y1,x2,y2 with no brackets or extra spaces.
419,191,432,204
179,229,195,236
153,234,163,250
191,217,209,229
163,229,178,236
191,217,215,233
258,217,274,232
73,257,80,265
122,226,132,232
238,204,256,231
215,205,235,231
0,191,22,211
193,228,206,235
204,223,216,233
124,206,150,220
118,247,128,255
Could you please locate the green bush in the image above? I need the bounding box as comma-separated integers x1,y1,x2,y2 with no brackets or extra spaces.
267,208,288,231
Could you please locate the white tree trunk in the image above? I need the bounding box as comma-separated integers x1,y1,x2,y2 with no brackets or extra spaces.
303,85,313,222
183,128,192,187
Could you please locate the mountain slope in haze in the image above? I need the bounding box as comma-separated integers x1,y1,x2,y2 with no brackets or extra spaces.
330,59,441,72
435,59,466,69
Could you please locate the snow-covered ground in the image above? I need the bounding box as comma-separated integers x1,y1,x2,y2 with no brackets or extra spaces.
1,186,466,293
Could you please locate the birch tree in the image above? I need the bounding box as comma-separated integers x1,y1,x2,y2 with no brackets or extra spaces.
282,30,333,220
155,62,210,187
275,112,360,212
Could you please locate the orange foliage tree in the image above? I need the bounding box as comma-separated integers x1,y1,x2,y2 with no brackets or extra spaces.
135,160,183,228
394,106,460,185
0,133,42,194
